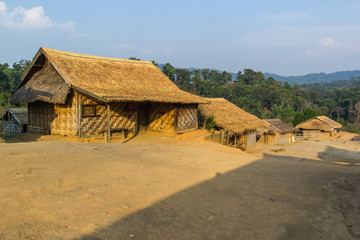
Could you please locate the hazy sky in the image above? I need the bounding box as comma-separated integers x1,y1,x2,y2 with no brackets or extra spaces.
1,0,360,76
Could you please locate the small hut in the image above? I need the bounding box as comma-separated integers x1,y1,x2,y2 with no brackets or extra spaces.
11,47,207,141
296,116,342,139
1,108,28,137
263,118,296,145
199,98,269,149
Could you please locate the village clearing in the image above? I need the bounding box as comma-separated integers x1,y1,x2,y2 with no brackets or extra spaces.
0,131,360,240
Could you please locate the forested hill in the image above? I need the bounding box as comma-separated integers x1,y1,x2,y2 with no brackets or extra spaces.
263,70,360,85
300,77,360,91
166,64,360,85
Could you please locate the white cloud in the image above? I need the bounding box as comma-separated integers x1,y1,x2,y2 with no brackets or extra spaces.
0,1,75,30
305,37,344,56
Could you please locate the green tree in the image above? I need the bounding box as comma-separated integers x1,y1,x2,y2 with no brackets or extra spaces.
162,63,176,82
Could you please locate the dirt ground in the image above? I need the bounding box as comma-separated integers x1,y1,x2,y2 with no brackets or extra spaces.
0,131,359,240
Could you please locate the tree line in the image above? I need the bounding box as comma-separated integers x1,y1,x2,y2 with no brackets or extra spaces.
0,59,359,133
159,62,360,133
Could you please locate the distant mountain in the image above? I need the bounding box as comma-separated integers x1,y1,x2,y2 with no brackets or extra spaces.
263,70,360,85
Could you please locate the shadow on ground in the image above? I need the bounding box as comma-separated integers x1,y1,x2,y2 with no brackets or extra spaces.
318,146,360,165
76,147,360,240
5,133,43,143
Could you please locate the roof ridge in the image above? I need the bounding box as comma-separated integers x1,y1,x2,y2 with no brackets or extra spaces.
42,47,153,65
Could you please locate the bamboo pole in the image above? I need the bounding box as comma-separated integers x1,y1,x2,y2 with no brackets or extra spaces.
107,103,110,143
77,93,81,138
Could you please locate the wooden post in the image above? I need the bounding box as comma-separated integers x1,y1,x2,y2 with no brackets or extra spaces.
8,109,10,136
77,93,81,138
174,107,178,134
234,133,237,148
107,103,111,143
226,131,230,146
220,130,224,144
196,108,199,130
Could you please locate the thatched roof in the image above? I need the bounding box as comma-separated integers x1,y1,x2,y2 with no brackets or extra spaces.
296,116,342,131
264,119,296,134
2,108,28,125
199,98,269,134
12,47,207,104
316,116,342,129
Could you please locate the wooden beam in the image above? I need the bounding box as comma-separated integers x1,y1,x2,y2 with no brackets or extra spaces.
107,103,111,143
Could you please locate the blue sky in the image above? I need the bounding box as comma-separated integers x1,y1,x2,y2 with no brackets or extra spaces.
1,0,360,76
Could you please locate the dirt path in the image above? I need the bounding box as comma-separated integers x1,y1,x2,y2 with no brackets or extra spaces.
0,132,359,239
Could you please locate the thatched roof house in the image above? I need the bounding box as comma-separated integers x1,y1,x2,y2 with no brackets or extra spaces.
199,98,268,134
263,119,296,145
1,108,28,137
11,47,207,141
12,47,206,105
199,98,269,149
264,119,296,134
296,116,342,138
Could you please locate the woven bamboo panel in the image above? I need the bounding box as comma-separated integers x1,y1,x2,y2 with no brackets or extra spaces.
28,101,55,133
149,103,175,133
80,97,107,136
79,95,137,136
3,120,22,136
177,104,197,132
51,92,77,135
246,132,257,147
109,103,136,130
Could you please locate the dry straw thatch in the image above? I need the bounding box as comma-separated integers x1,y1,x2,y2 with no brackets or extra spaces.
199,98,269,134
264,118,296,134
296,116,342,131
12,47,207,104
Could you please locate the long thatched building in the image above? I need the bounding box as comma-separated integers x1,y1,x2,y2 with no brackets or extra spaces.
199,98,269,149
11,47,207,141
296,116,342,138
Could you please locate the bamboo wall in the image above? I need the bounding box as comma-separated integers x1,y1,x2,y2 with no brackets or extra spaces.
246,131,257,147
299,130,330,139
28,101,56,133
2,118,23,136
27,92,198,138
177,104,197,132
51,92,77,136
79,95,136,137
149,103,175,133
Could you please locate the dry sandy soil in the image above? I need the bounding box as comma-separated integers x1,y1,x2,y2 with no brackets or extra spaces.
0,131,359,240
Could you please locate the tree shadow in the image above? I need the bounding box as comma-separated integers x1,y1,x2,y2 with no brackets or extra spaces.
75,151,360,240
